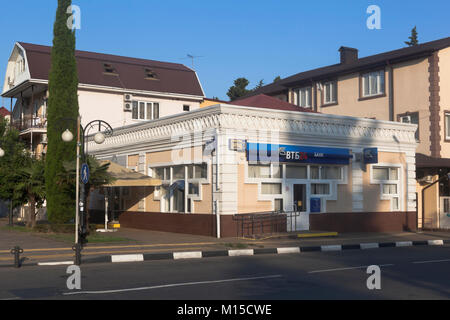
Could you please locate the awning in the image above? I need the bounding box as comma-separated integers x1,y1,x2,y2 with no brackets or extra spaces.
416,153,450,168
100,161,162,187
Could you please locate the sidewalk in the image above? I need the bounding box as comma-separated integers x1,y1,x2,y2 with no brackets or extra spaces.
1,217,450,266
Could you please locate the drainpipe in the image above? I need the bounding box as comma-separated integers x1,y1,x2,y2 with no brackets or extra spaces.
421,173,450,229
387,62,395,121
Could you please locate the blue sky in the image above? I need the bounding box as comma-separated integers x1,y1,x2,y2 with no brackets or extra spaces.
1,0,449,107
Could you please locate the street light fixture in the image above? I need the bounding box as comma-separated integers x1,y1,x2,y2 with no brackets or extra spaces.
0,148,5,158
60,117,113,265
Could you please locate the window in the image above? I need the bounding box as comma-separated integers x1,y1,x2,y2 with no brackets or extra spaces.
153,167,166,180
188,183,199,196
261,183,282,195
172,166,185,180
188,164,207,179
310,166,320,179
362,70,385,97
183,105,190,112
286,165,307,179
144,68,157,79
296,87,312,108
323,81,337,105
274,199,283,212
311,184,330,195
322,166,342,180
373,167,398,181
372,166,400,211
248,164,281,179
132,101,160,120
103,63,116,74
445,112,450,141
399,112,419,140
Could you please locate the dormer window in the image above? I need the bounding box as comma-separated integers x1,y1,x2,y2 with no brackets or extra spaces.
144,68,157,79
103,63,117,74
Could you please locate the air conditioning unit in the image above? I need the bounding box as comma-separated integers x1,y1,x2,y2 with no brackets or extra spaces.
400,116,411,124
124,102,132,112
124,93,133,102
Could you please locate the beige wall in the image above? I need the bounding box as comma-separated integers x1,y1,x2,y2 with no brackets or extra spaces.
393,58,430,155
439,47,450,158
319,71,390,119
237,163,272,214
326,164,353,212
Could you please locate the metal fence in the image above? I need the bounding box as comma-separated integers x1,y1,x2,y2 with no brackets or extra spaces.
232,211,309,237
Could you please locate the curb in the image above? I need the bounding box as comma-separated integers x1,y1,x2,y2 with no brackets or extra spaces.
31,239,449,267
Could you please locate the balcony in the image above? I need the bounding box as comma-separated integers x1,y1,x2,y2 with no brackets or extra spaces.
12,116,47,132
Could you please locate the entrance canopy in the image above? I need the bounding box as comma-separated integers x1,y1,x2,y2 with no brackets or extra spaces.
100,161,161,187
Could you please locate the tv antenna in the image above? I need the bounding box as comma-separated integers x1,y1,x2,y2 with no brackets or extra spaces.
184,54,204,69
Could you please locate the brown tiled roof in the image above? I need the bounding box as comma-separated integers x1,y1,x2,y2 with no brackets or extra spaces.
0,107,11,117
18,42,204,97
230,94,317,113
249,36,450,97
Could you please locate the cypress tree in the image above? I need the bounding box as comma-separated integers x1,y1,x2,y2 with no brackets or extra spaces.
45,0,80,223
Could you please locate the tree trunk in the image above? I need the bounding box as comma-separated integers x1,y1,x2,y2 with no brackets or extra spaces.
28,195,36,229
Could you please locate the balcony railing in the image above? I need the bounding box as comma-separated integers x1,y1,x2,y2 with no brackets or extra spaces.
12,117,47,132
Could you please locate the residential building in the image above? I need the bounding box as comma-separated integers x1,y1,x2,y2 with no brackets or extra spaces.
246,36,450,230
0,107,10,122
1,42,205,158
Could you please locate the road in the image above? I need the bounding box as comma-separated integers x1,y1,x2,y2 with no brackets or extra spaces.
0,246,449,300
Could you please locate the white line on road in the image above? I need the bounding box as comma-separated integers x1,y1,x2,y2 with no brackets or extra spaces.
412,259,450,264
62,274,283,296
308,264,394,274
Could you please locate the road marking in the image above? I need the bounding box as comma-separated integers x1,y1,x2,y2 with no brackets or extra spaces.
62,274,283,296
228,249,254,256
412,259,450,264
308,264,394,274
360,243,379,250
38,261,74,266
173,251,202,260
277,247,300,254
111,254,143,263
396,241,413,247
427,240,444,246
321,245,342,252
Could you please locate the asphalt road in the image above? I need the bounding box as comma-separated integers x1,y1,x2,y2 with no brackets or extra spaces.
0,246,449,300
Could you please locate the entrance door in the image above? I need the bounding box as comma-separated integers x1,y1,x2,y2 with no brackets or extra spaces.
439,197,450,229
289,184,309,232
293,184,307,212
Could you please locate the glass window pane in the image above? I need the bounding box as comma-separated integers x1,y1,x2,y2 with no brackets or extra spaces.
322,166,341,180
364,75,370,96
325,83,331,102
332,82,337,102
310,166,320,179
311,184,330,195
370,73,377,95
132,101,138,119
373,167,389,180
389,168,398,180
194,164,207,179
261,183,282,195
286,165,307,179
188,183,199,195
139,102,145,119
383,184,397,194
153,167,165,180
153,103,159,119
147,103,152,120
446,115,450,138
172,166,185,180
274,199,283,212
392,197,399,210
379,71,385,94
188,165,194,179
272,165,282,178
248,165,270,178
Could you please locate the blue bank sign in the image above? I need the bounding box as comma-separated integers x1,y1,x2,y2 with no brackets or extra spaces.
247,143,352,165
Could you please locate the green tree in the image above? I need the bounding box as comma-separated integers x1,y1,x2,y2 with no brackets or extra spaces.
57,156,115,229
0,117,29,220
227,78,251,101
253,79,264,91
45,0,80,223
273,76,281,83
14,158,46,228
405,26,419,46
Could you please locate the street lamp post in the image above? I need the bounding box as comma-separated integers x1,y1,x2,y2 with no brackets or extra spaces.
60,117,113,264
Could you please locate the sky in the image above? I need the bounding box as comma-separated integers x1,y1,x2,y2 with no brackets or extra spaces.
0,0,449,107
